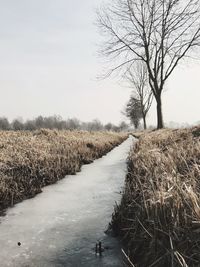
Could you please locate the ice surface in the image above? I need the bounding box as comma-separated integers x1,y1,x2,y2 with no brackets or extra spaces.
0,136,134,267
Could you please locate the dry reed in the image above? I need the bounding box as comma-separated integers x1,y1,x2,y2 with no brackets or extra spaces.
0,129,127,213
112,126,200,266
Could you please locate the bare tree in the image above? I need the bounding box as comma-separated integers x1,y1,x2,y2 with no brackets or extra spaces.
119,121,129,131
104,122,114,131
124,96,142,129
0,117,10,130
124,62,153,129
66,118,80,130
86,119,104,131
12,118,24,131
97,0,200,128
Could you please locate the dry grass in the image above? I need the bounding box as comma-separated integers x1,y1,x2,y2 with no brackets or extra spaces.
131,130,151,139
112,126,200,266
0,129,128,213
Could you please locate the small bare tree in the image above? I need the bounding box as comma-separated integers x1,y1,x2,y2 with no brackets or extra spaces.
0,117,10,130
124,96,143,129
97,0,200,128
124,62,153,129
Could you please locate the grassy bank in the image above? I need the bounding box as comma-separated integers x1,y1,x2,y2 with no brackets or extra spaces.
112,126,200,266
0,129,127,213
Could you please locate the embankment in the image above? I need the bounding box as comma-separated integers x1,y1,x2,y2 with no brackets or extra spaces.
0,129,127,213
112,126,200,266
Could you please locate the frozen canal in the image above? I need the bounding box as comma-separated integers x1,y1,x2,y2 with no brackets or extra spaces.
0,136,134,267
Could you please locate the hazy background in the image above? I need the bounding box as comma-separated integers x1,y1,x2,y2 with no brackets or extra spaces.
0,0,199,126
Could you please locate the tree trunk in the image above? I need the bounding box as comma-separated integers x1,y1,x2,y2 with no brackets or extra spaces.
156,95,164,129
143,115,147,130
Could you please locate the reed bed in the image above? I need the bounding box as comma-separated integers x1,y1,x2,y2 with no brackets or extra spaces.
0,129,127,213
112,126,200,266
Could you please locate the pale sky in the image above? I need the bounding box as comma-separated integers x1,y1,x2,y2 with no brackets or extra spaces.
0,0,199,126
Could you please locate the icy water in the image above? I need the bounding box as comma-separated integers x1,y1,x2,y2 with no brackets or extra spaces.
0,136,134,267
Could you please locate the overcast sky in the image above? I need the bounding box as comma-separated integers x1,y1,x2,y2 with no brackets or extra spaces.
0,0,199,126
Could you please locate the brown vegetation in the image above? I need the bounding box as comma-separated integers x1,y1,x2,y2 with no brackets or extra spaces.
0,129,127,214
112,126,200,266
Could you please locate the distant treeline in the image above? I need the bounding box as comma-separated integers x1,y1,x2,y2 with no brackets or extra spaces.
0,116,130,132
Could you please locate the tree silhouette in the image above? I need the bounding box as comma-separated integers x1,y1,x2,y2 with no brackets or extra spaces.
97,0,200,128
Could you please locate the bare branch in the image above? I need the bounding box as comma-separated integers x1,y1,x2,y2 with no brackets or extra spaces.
97,0,200,128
